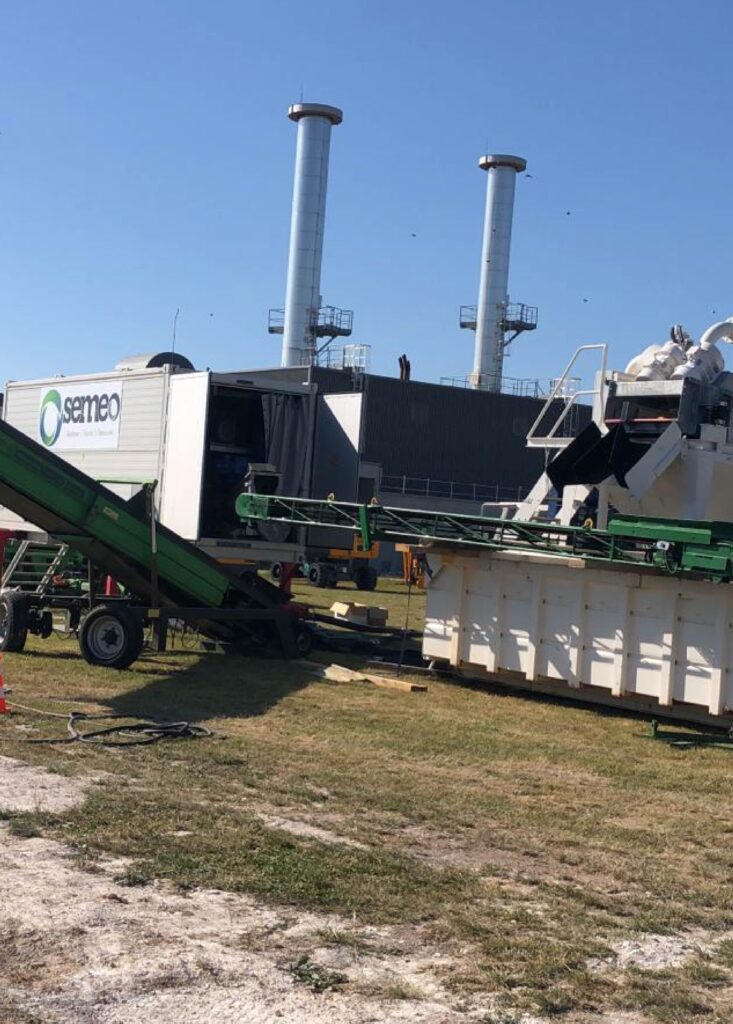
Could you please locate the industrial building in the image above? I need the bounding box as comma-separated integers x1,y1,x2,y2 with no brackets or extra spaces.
0,100,581,574
245,363,561,509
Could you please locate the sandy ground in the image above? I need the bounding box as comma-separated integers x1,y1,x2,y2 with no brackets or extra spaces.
0,756,708,1024
0,757,498,1024
4,826,476,1024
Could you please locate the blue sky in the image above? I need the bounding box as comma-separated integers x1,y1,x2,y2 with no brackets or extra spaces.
2,0,732,387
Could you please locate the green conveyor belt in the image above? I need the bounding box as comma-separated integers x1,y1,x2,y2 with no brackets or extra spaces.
0,418,279,613
236,494,733,583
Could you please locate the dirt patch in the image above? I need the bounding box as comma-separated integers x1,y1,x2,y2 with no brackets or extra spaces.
3,824,490,1023
0,754,100,813
589,929,733,972
255,811,369,850
382,820,620,893
0,762,480,1021
610,933,703,970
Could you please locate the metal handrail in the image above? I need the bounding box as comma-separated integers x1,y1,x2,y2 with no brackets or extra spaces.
502,303,538,329
268,307,354,333
380,475,527,503
439,374,546,397
317,306,353,332
459,301,538,331
525,344,608,445
316,343,371,371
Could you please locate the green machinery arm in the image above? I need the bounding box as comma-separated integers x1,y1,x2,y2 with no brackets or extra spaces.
235,493,733,583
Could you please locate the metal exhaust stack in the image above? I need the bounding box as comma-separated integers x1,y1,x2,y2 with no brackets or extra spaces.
279,102,342,368
471,153,526,391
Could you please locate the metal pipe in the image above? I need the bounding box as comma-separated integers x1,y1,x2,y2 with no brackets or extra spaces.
699,318,733,350
472,154,526,391
672,318,733,382
281,103,343,368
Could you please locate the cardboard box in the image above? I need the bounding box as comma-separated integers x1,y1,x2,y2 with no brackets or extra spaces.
330,601,389,626
330,601,369,623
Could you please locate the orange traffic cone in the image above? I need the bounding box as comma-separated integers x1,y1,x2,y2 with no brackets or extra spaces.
0,653,8,714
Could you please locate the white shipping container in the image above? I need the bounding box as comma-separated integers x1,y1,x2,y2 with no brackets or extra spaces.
3,366,170,504
0,360,364,565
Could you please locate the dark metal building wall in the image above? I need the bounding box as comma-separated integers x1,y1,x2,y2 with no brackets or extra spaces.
237,366,357,392
240,367,590,492
361,376,582,490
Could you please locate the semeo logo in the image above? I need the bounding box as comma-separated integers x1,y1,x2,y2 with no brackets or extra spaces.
60,391,121,426
38,383,123,450
39,389,63,447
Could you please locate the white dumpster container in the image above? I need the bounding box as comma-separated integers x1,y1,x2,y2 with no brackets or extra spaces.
423,548,733,722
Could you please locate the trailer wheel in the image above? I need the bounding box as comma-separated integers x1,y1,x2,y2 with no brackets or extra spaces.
0,592,29,653
270,562,283,581
79,606,144,670
308,563,329,588
353,565,378,591
295,626,313,657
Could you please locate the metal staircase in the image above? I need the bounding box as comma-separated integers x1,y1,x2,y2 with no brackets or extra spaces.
518,344,608,523
3,541,70,595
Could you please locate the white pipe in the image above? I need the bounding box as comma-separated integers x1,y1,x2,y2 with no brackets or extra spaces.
671,318,733,383
472,154,526,391
281,103,343,368
699,318,733,350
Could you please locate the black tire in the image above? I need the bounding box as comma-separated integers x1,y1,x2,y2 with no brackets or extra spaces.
270,562,283,581
79,605,144,670
38,610,53,639
295,626,313,657
0,591,29,653
353,565,378,592
308,563,328,588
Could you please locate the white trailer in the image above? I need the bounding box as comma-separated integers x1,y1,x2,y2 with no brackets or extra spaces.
1,355,364,568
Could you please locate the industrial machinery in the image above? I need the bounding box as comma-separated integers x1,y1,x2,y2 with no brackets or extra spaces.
306,535,379,590
523,320,733,528
0,359,323,568
0,419,305,667
237,494,733,585
271,534,379,591
237,363,733,727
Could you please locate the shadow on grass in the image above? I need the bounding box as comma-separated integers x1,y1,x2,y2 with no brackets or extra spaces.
16,648,84,661
438,669,730,733
76,653,314,723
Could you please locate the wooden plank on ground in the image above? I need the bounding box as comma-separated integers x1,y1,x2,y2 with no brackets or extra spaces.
297,661,427,693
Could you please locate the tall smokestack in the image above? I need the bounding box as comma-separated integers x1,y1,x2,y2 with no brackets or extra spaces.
280,102,343,368
472,154,526,391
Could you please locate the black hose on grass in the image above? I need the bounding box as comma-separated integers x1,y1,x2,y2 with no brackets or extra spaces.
7,702,213,746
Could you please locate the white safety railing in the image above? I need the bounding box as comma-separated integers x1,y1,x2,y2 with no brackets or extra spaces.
525,344,607,449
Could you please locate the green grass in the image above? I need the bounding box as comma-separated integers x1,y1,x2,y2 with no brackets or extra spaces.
3,576,733,1019
288,572,427,632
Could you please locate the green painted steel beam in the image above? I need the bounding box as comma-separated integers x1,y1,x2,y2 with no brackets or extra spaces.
236,493,733,584
607,516,713,545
